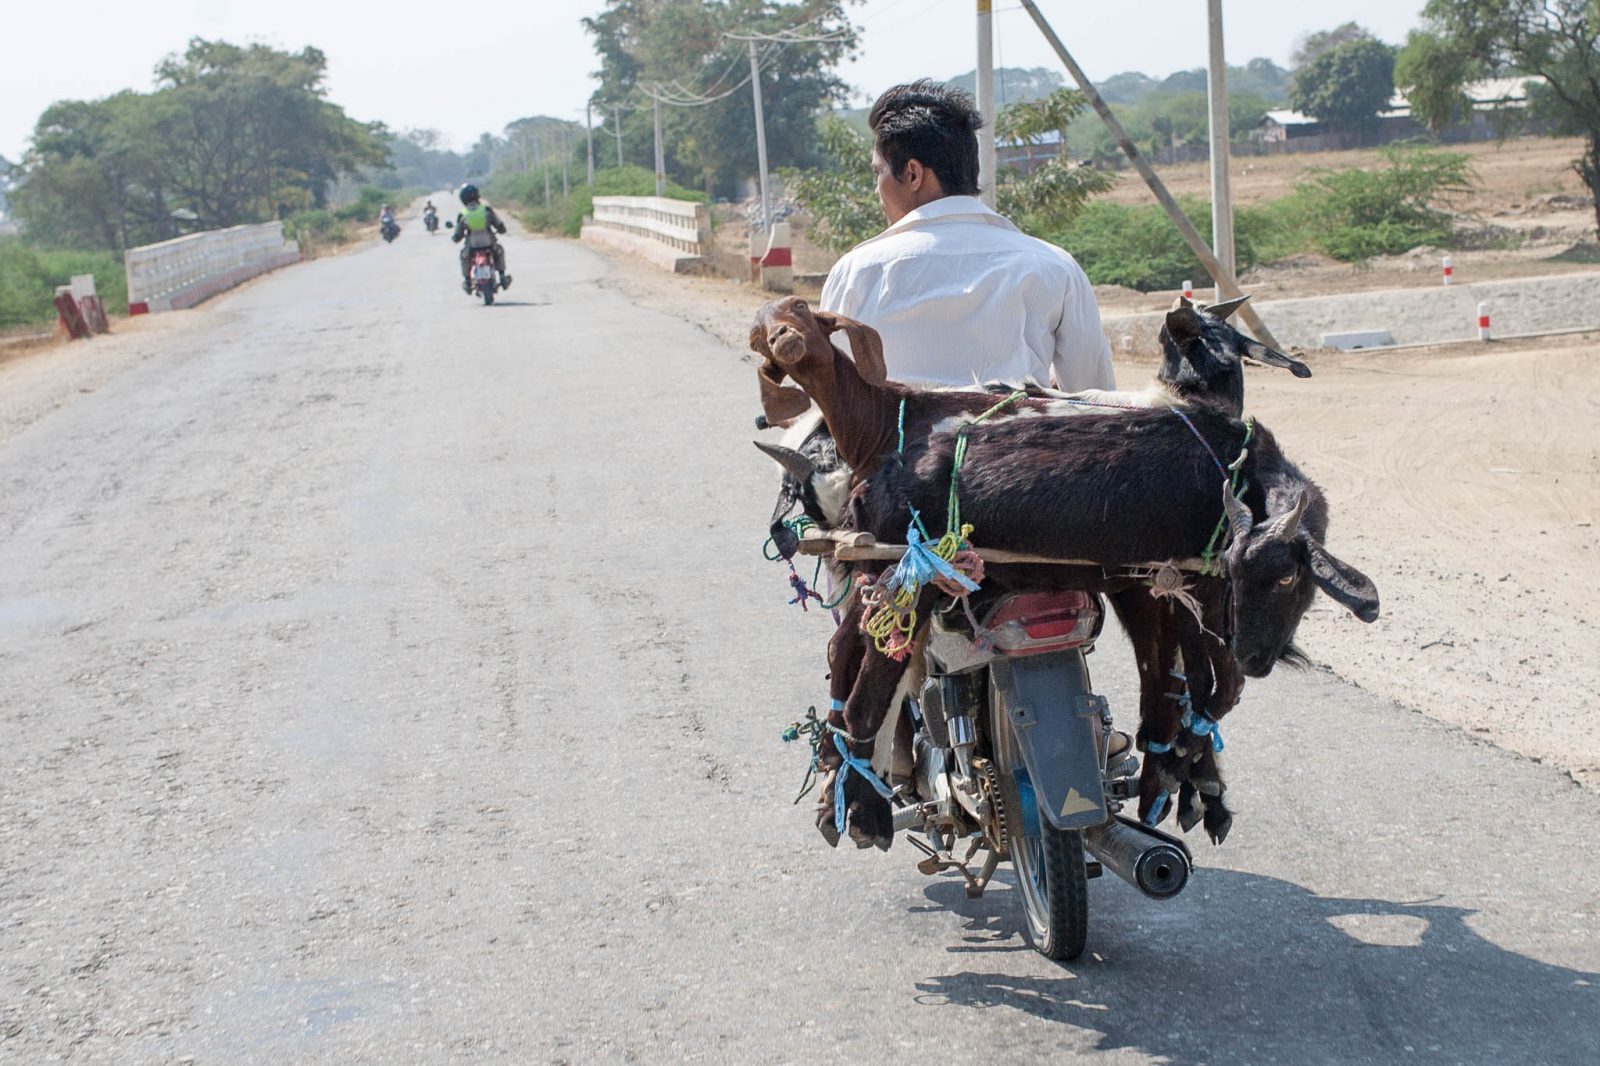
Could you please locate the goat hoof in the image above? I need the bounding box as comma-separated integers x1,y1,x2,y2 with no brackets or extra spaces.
1176,783,1203,832
836,769,895,852
1203,803,1233,846
815,809,842,848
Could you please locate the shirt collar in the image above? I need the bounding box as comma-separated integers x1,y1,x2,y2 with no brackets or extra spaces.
882,194,1020,236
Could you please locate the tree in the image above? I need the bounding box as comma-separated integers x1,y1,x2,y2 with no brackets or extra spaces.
1394,30,1479,134
582,0,858,195
12,38,385,250
1288,37,1397,139
1412,0,1600,238
1291,21,1375,70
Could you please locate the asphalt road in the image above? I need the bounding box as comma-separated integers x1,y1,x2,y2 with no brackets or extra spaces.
2,220,1597,1065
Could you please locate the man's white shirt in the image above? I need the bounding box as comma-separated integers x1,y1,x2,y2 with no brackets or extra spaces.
819,195,1114,391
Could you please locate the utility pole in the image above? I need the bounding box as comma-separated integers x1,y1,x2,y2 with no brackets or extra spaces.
562,126,570,198
748,39,772,235
614,107,624,166
585,102,595,185
538,131,551,206
976,0,997,208
652,92,665,197
1206,0,1235,301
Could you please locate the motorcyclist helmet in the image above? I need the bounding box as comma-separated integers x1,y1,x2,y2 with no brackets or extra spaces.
459,184,481,205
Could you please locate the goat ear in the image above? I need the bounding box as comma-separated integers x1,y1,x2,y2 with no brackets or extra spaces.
758,363,814,428
754,441,817,483
1165,302,1203,342
1242,337,1313,379
1304,538,1380,623
813,311,888,386
1201,294,1250,321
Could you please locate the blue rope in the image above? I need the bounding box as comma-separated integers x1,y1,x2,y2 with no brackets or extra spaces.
883,513,981,601
1145,788,1171,827
832,733,895,834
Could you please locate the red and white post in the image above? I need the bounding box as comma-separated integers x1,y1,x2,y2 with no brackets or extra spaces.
1442,255,1453,286
1477,301,1491,341
1182,279,1194,301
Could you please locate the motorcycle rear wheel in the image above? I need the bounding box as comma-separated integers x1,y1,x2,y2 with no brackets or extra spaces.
989,675,1089,961
481,286,495,305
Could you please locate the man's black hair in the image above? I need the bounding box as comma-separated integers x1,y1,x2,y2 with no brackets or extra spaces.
867,79,983,196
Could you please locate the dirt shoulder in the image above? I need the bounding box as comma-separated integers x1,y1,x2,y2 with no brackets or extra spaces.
593,240,1600,792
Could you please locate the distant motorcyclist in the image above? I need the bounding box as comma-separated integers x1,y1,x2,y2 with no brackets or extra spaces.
379,203,396,227
451,184,511,292
422,200,439,234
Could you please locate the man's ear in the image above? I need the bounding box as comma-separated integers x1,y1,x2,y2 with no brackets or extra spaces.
813,311,888,386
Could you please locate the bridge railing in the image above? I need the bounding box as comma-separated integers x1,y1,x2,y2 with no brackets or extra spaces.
581,196,710,271
125,222,302,314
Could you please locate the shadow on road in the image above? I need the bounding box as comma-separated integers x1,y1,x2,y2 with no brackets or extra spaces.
912,868,1598,1062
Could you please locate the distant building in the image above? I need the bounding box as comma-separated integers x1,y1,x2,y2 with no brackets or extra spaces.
1258,77,1542,151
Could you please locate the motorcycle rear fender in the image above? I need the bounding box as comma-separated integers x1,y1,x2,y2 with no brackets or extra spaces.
991,651,1108,831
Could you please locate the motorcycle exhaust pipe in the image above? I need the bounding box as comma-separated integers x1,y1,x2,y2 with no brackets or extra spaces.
1082,817,1190,900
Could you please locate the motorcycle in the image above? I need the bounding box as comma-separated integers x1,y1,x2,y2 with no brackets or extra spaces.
467,247,500,305
893,586,1192,961
423,208,439,235
381,218,401,243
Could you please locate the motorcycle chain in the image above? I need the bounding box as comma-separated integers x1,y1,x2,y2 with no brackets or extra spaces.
970,756,1010,857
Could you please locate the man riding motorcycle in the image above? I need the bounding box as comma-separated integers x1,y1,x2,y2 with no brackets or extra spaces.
422,200,439,233
451,184,511,293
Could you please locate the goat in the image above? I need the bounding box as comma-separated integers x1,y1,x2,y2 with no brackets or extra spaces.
822,406,1377,849
752,294,1312,845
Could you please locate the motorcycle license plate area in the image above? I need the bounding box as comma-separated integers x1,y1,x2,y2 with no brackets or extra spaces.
472,266,493,281
992,652,1108,830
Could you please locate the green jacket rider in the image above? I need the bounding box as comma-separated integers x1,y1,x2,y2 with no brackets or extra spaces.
451,184,511,292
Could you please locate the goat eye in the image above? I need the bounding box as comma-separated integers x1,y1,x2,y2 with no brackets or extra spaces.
1278,574,1296,586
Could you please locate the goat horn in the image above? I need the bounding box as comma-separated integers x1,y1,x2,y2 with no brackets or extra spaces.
1202,294,1250,320
1223,485,1255,542
1266,489,1311,542
754,441,817,482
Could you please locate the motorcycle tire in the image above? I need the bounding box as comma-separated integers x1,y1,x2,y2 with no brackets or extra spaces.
481,287,494,305
989,676,1089,961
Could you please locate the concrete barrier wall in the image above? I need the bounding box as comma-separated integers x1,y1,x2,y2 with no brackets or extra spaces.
125,222,302,314
580,196,710,272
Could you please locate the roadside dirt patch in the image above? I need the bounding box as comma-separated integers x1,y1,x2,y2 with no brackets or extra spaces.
591,241,1600,791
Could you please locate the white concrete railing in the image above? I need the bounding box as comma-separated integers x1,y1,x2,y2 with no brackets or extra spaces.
125,221,302,314
587,196,710,256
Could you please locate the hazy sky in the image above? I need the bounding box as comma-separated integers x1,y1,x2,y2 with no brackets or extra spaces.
1,0,1431,162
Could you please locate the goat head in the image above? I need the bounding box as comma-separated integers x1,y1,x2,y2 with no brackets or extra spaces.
1160,295,1311,415
1223,483,1380,677
750,297,888,427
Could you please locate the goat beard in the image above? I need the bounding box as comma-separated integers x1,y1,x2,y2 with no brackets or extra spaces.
1275,642,1312,670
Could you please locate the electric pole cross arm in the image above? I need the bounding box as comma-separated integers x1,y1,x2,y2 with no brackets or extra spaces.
1016,0,1281,351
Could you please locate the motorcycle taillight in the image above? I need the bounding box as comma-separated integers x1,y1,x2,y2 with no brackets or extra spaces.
982,591,1098,656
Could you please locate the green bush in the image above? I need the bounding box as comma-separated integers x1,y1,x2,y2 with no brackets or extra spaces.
333,185,417,223
0,238,127,329
1045,145,1476,290
1046,197,1247,292
1292,144,1473,260
284,209,343,244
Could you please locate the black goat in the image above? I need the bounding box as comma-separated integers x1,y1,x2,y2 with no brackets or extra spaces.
819,406,1378,849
